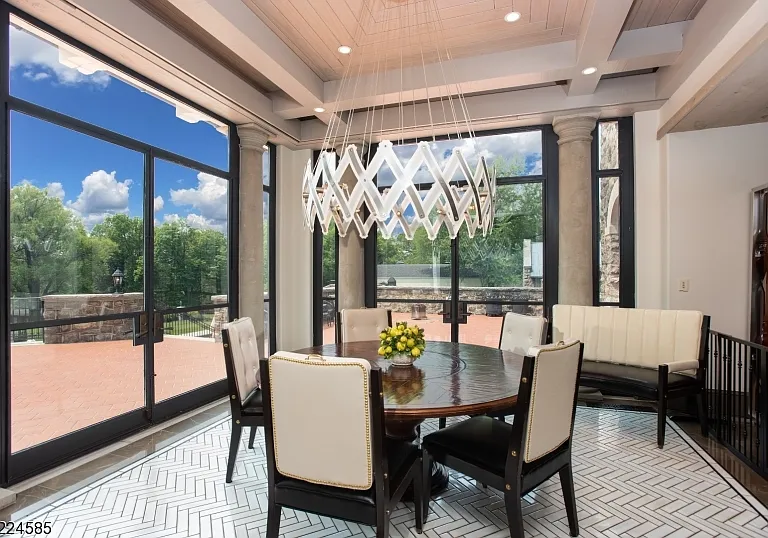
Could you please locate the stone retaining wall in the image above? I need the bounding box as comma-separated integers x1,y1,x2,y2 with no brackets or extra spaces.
324,285,543,316
42,293,143,344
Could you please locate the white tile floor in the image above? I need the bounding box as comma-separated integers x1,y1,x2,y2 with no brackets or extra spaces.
19,408,768,537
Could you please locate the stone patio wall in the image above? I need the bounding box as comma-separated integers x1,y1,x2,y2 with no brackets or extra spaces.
330,285,543,316
42,293,143,344
210,295,228,343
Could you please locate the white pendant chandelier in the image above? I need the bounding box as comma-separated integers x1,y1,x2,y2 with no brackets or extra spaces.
301,0,497,241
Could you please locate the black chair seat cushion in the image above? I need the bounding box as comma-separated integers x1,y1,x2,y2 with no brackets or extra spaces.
579,361,698,396
241,389,263,414
273,439,418,523
423,416,512,476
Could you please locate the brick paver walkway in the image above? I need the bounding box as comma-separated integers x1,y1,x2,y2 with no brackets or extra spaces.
11,336,225,452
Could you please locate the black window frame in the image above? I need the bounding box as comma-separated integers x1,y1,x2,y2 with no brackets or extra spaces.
0,4,240,485
264,142,277,355
591,116,636,308
311,125,559,340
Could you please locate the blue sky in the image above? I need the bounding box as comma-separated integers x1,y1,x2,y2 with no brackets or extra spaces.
8,23,245,232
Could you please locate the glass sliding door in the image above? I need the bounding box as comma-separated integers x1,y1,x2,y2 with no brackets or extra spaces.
151,159,228,407
2,10,237,484
457,182,544,346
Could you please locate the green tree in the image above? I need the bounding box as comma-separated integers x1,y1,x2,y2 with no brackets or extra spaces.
91,214,144,292
10,183,84,296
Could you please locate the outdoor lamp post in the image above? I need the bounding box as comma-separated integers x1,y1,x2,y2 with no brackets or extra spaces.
112,268,124,294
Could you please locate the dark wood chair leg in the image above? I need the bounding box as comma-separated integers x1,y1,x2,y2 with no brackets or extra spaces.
697,392,708,437
226,422,242,483
413,465,424,534
248,426,257,449
503,489,524,538
658,367,669,448
559,463,579,537
266,498,281,538
438,417,446,429
375,515,390,538
422,449,432,522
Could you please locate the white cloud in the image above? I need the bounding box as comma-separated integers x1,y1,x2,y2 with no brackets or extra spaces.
66,170,132,227
45,182,65,200
163,212,225,233
10,26,110,88
154,195,164,212
169,172,227,230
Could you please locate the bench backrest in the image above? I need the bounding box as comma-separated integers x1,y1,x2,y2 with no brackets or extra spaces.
552,305,704,369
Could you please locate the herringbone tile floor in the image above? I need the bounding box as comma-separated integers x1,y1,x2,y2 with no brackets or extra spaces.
21,408,768,537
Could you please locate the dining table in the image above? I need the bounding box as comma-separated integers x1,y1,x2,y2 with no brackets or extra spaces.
294,340,525,494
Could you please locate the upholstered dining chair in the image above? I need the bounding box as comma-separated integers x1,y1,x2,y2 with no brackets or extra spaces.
260,351,423,538
422,340,584,538
336,307,393,343
221,317,264,483
437,311,548,429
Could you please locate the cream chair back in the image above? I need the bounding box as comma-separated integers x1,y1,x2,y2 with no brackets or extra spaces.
523,339,582,463
223,317,261,404
339,308,390,343
499,312,547,355
267,351,373,490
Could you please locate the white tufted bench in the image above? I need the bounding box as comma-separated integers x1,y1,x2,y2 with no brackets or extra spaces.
552,305,710,448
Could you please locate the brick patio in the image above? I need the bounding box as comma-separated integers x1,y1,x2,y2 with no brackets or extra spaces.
10,336,225,452
12,314,506,454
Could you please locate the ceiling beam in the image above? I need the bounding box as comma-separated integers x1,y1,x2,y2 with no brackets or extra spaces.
658,0,768,138
299,74,662,147
275,22,684,120
566,0,634,96
162,0,329,122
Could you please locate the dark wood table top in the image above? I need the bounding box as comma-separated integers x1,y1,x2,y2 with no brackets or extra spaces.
295,341,524,421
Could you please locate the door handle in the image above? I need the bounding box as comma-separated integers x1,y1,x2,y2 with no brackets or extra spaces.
153,312,164,343
133,313,148,346
441,301,469,324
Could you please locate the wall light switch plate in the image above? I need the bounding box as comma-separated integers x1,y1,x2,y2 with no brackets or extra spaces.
679,279,690,292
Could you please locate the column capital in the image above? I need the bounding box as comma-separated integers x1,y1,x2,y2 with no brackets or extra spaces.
237,123,273,151
552,114,599,145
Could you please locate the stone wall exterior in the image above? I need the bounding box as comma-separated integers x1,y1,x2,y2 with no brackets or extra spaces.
42,293,143,344
211,295,229,343
340,285,543,316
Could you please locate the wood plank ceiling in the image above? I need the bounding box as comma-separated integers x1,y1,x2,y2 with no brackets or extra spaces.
244,0,709,82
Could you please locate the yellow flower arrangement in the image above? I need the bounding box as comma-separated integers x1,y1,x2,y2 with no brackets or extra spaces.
378,322,426,361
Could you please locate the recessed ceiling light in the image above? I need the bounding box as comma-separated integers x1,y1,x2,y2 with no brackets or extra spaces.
314,107,326,113
504,11,521,23
581,66,598,75
338,45,352,54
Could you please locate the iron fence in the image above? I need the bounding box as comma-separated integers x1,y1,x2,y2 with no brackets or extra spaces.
707,331,768,478
10,296,43,342
162,310,213,338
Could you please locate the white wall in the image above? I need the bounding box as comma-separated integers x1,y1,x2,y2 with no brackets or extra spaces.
275,146,313,351
634,110,666,309
634,118,768,338
665,123,768,338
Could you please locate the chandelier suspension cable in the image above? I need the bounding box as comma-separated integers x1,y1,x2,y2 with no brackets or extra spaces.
428,0,476,140
303,0,497,241
425,0,462,140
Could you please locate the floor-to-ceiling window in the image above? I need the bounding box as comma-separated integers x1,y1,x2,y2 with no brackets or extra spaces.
1,7,238,484
371,129,551,345
312,151,339,345
592,117,635,307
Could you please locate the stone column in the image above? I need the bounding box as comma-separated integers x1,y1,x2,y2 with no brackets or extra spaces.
237,123,271,352
336,164,365,310
552,114,598,305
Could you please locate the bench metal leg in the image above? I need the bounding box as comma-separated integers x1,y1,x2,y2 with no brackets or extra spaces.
657,366,669,448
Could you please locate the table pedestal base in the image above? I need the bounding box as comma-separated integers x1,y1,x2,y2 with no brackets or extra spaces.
386,418,449,499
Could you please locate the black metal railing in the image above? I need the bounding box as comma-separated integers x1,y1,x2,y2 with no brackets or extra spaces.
162,310,213,338
707,331,768,478
10,296,44,342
